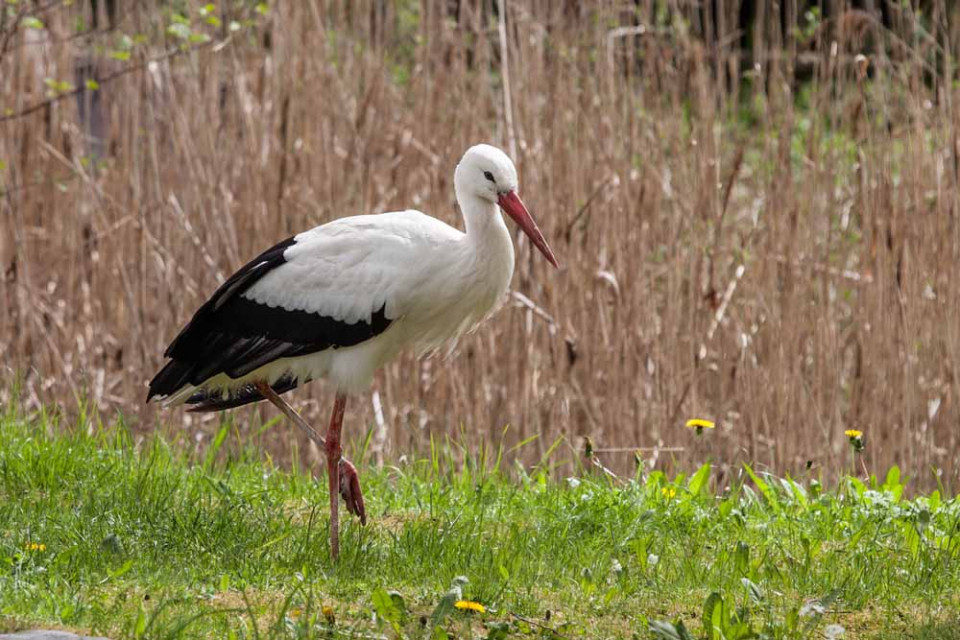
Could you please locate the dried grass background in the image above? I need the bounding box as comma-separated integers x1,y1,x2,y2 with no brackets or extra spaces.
3,1,960,491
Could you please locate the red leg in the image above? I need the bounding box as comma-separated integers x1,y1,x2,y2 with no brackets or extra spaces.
254,383,365,557
326,393,347,560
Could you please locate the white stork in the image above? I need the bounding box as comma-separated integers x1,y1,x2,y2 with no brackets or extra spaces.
147,144,558,559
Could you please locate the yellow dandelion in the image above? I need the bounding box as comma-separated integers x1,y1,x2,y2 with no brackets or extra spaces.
288,608,302,619
322,605,335,623
685,418,715,435
454,600,486,614
25,542,46,552
845,429,865,453
661,487,677,500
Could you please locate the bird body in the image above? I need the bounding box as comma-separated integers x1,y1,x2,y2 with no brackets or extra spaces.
148,144,557,559
153,207,515,405
252,207,517,375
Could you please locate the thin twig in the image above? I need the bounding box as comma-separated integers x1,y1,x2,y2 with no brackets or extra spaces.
563,174,617,241
769,254,873,284
510,612,569,639
593,447,685,453
509,290,556,330
705,263,745,344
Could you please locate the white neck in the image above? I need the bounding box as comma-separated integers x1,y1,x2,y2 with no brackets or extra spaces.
455,191,515,293
462,196,499,234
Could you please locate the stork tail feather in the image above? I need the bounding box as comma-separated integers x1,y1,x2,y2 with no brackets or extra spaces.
184,375,302,412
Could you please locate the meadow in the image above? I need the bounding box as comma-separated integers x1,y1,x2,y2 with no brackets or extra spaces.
1,406,958,639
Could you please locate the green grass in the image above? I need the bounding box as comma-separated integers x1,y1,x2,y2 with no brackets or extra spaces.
0,407,958,639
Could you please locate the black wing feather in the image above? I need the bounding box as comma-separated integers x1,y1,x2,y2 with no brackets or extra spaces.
163,236,297,359
147,234,392,405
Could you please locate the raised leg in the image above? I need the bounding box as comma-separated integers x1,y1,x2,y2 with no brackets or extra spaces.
255,384,366,559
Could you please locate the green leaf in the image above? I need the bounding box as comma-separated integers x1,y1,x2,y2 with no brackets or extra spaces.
430,590,458,627
727,620,758,639
650,619,694,640
109,50,131,61
702,592,723,640
372,587,405,630
743,463,780,512
485,621,511,640
734,541,750,576
107,559,134,578
848,476,867,498
255,2,269,16
783,476,809,509
741,577,764,604
902,522,921,559
22,16,43,29
133,607,147,638
848,522,869,548
688,462,711,496
44,78,75,94
208,424,229,461
884,467,905,502
85,79,100,91
885,466,900,490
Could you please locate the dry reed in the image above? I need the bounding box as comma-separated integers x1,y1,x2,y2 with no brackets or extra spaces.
2,1,960,491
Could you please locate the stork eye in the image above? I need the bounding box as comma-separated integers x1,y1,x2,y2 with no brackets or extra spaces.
483,171,496,183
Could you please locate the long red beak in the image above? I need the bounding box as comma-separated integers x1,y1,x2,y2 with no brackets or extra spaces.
497,191,559,268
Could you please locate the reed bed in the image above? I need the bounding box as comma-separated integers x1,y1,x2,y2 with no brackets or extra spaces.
2,0,959,490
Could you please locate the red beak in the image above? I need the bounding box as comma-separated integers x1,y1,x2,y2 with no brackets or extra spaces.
497,191,559,268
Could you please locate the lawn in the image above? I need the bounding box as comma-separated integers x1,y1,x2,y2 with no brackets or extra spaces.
0,407,957,639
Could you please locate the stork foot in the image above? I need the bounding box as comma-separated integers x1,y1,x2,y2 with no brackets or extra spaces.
338,459,367,525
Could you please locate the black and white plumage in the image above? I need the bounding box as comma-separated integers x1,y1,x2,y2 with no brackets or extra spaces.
147,144,558,559
147,236,391,411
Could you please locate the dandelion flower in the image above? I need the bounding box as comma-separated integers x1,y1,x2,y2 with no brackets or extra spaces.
661,487,677,499
845,429,865,453
288,608,302,619
454,600,486,614
322,605,335,623
24,542,46,552
685,418,715,436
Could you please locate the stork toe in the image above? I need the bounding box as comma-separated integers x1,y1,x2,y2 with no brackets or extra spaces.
338,459,367,525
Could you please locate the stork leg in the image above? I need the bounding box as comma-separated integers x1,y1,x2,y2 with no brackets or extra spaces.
325,393,347,560
255,383,366,560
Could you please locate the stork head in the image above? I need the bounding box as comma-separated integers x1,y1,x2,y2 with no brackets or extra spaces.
455,144,559,268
